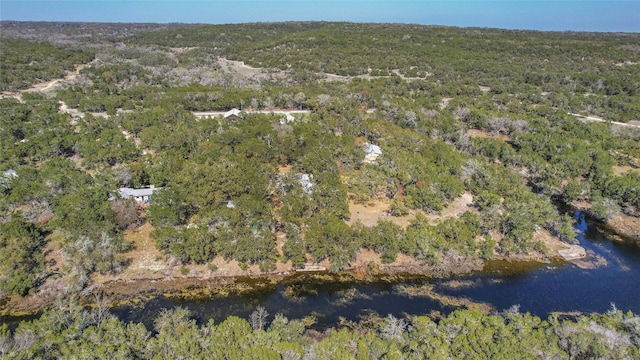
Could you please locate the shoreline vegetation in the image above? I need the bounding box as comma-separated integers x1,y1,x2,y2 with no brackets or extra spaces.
3,204,638,317
3,169,638,317
1,21,640,342
2,300,639,359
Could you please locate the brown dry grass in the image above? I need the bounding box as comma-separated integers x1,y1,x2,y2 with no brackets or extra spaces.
346,199,394,227
424,192,477,225
92,222,166,283
468,129,511,142
43,231,66,274
612,165,640,176
278,165,292,174
533,228,572,257
275,231,286,257
217,57,287,84
346,192,477,229
92,221,296,285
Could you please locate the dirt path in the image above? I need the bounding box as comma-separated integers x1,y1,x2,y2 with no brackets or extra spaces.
1,59,96,103
568,112,640,128
193,109,311,118
216,57,287,84
26,60,95,94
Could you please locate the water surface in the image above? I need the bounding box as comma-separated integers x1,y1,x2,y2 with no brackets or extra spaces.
111,211,640,329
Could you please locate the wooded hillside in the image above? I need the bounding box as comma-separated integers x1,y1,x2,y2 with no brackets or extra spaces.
1,21,639,298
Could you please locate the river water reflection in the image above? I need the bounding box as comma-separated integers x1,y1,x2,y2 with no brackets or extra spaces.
112,211,640,330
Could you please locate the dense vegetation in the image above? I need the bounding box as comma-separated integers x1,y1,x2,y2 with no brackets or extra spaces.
2,304,639,359
126,22,640,122
1,21,639,323
0,38,94,91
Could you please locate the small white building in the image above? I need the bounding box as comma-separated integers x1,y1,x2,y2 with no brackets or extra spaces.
223,108,242,119
363,143,382,163
279,113,295,124
116,185,161,203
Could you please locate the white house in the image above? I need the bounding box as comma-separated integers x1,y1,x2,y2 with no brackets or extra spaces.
363,143,382,163
223,108,242,119
116,185,161,203
279,113,295,124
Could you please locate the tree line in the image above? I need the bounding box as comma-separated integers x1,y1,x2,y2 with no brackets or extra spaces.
2,303,638,359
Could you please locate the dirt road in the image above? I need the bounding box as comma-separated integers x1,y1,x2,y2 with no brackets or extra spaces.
192,109,311,118
568,112,640,128
0,60,96,100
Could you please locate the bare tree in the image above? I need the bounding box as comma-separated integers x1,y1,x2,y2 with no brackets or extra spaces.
112,164,132,186
281,349,302,360
422,109,439,120
402,111,417,128
511,119,532,133
453,107,471,122
12,329,36,352
21,200,54,224
91,295,113,326
249,305,270,330
380,314,407,342
263,97,274,111
110,199,140,230
0,332,12,357
316,94,331,108
487,117,512,135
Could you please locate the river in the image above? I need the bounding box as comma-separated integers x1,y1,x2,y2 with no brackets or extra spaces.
108,211,640,330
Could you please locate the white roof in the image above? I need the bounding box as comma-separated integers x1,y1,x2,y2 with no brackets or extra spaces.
118,187,160,198
224,108,242,118
363,143,382,155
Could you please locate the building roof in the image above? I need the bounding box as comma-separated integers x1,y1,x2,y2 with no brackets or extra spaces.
363,143,382,155
224,108,242,118
117,187,160,199
279,113,295,124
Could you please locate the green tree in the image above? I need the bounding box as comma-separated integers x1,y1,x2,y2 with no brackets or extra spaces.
0,215,46,295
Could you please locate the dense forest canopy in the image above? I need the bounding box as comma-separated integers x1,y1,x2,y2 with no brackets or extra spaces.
1,22,639,351
2,304,639,359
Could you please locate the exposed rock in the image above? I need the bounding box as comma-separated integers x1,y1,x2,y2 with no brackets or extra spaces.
558,245,587,260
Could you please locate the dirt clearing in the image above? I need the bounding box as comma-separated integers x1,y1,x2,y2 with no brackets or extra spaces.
346,192,477,228
613,165,640,176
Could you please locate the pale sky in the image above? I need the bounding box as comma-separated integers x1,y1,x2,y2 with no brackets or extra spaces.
1,1,638,32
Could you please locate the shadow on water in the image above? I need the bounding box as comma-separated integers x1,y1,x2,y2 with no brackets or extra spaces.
111,274,454,331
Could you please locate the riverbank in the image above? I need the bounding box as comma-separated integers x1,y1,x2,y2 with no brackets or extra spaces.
4,203,635,318
0,235,575,318
572,200,640,243
0,249,485,316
